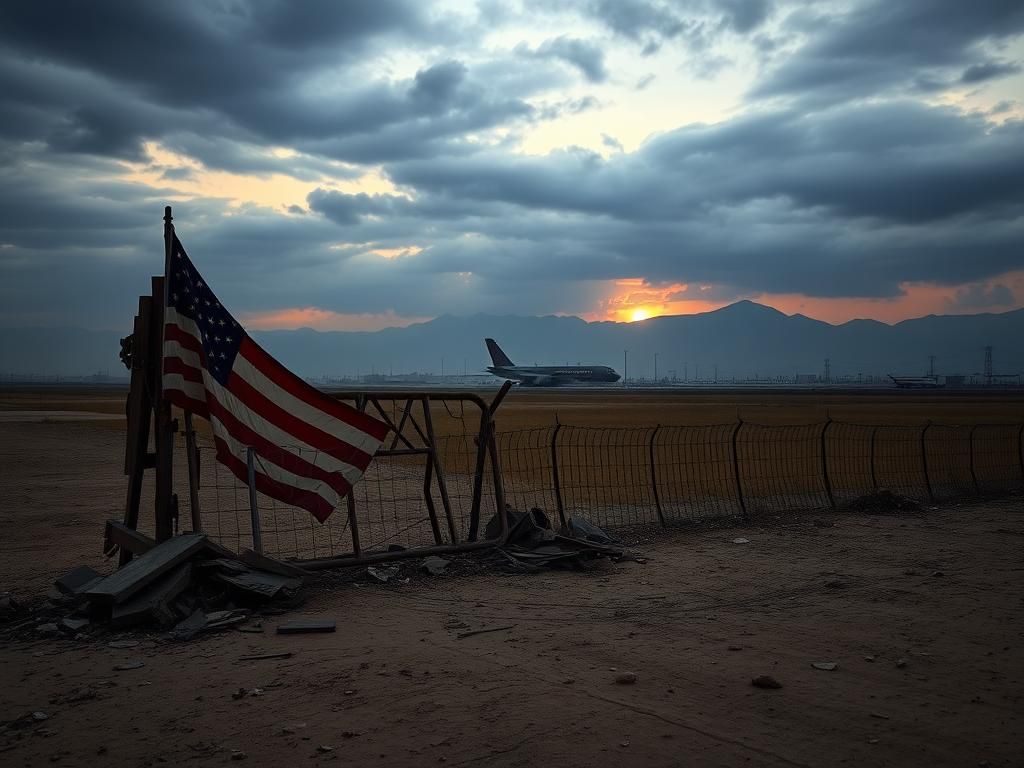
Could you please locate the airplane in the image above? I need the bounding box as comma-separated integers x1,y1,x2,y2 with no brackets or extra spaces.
485,338,621,386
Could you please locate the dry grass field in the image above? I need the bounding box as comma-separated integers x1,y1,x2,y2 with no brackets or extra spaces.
1,386,1023,767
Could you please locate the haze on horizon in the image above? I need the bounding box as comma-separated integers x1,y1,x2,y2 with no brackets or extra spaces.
1,1,1022,334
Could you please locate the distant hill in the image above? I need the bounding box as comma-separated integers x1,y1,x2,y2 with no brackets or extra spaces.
2,301,1022,380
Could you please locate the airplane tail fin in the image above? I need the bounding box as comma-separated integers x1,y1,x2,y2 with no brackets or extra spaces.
485,338,514,368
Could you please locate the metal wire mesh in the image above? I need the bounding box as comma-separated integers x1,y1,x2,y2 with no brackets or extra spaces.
654,424,741,521
972,424,1023,493
737,423,830,514
179,416,1024,557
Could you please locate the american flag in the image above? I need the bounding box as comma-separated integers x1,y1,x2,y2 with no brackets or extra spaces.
161,233,389,522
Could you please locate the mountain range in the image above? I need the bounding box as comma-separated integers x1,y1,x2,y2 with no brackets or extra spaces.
2,301,1022,381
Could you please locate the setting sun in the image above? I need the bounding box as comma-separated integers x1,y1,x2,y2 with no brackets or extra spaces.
630,307,651,322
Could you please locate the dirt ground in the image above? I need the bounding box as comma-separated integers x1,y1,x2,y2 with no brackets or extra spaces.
1,414,1023,767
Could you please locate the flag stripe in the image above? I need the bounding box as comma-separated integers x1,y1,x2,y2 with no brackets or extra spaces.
166,312,377,466
161,236,387,523
212,436,336,522
210,418,344,506
164,333,369,475
224,365,374,470
241,337,389,440
231,347,382,456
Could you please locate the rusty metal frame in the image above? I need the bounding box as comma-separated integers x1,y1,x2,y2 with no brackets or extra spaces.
252,383,512,570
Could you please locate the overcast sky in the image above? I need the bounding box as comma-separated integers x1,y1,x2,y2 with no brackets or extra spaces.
1,0,1022,331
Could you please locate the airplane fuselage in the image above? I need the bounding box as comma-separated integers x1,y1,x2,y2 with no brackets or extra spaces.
487,365,621,386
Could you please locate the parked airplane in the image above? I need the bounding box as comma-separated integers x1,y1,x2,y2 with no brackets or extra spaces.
485,338,620,386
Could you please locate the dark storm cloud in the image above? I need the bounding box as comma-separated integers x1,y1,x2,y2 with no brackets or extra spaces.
948,282,1016,311
583,0,772,49
387,102,1024,226
960,60,1023,84
0,0,1023,330
520,36,610,83
753,0,1024,103
0,3,554,169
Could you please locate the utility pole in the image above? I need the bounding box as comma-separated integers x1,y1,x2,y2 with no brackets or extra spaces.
824,358,831,384
684,362,688,382
984,346,993,386
623,350,628,387
714,364,718,384
928,354,936,378
654,353,659,383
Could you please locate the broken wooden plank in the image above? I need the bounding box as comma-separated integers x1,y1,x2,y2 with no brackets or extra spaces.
239,549,311,583
457,624,516,639
104,520,157,558
238,651,293,661
276,619,336,635
87,533,207,605
213,569,302,599
110,562,192,629
55,565,104,598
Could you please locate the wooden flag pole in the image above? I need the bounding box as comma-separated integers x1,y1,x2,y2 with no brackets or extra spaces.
152,206,177,542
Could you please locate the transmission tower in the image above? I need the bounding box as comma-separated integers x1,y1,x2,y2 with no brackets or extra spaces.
928,355,936,378
824,358,831,384
984,346,993,386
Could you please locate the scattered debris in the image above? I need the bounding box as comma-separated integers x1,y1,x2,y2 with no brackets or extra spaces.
487,507,624,568
238,651,294,661
751,675,782,689
731,538,750,544
614,672,638,685
811,662,838,671
421,556,451,576
367,565,400,583
869,712,890,720
276,619,336,635
316,745,334,753
895,658,908,669
845,490,920,515
29,530,308,642
727,645,743,651
60,617,90,633
113,661,145,671
230,749,248,760
457,624,516,639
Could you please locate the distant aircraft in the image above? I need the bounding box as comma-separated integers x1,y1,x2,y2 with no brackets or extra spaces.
889,375,944,389
484,338,620,386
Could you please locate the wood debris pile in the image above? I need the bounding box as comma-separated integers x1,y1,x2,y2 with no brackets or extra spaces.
10,522,310,641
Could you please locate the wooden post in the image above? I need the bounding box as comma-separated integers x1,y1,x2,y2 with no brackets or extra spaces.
117,298,154,564
153,207,177,541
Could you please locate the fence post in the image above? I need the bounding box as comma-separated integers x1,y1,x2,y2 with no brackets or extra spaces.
550,422,566,526
869,426,878,491
731,420,747,520
968,425,979,494
921,421,934,501
246,447,263,554
820,419,836,509
649,425,665,527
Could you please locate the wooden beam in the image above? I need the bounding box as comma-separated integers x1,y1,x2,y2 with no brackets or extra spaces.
87,533,207,605
105,520,157,558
